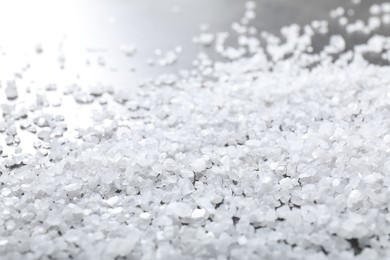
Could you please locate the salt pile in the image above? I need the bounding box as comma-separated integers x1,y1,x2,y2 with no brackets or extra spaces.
1,1,390,260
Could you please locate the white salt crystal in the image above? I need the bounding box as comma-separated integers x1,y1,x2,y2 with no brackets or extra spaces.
166,202,192,218
0,122,6,132
37,130,51,140
370,4,381,15
1,188,11,197
339,17,348,26
245,10,256,20
196,198,215,213
110,207,123,214
63,183,82,192
368,16,381,30
64,230,81,243
74,91,94,104
238,236,248,245
140,212,151,220
347,190,363,207
105,196,119,207
46,212,61,226
163,158,176,171
5,125,17,136
383,14,390,24
175,46,183,53
245,139,262,146
363,174,380,184
330,7,345,18
45,84,57,91
89,84,105,96
326,35,346,53
107,233,141,257
382,3,390,13
4,136,13,145
191,158,207,172
5,81,18,100
191,208,206,219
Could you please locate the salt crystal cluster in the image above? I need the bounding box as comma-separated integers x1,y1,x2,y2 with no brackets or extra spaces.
1,1,390,260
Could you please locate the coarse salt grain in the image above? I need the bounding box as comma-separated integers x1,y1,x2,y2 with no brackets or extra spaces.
191,158,207,172
191,208,206,219
0,2,390,259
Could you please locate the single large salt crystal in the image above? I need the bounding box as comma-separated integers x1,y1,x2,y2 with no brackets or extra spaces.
191,208,206,219
347,190,363,207
140,212,151,220
370,4,381,15
63,183,82,192
5,81,18,100
326,35,346,53
105,196,119,207
191,158,207,172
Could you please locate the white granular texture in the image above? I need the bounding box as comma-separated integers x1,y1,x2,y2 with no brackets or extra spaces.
2,3,390,260
2,58,390,260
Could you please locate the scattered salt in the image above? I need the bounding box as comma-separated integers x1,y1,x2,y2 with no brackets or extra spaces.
0,2,389,259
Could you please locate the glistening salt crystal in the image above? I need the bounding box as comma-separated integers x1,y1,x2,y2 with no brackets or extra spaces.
105,196,119,207
191,208,206,219
191,158,207,172
5,81,18,100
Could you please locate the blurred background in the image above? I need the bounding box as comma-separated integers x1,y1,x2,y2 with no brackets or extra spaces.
0,0,388,87
0,0,388,156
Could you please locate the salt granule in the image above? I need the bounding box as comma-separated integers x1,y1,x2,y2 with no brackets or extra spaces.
370,4,381,15
140,212,151,220
191,158,207,172
105,196,120,207
383,14,390,24
382,3,390,13
191,208,206,219
5,80,18,100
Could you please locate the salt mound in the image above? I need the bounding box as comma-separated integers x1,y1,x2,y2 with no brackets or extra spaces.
2,1,390,260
